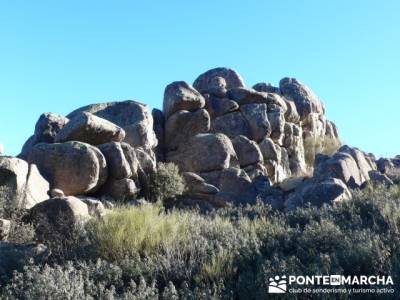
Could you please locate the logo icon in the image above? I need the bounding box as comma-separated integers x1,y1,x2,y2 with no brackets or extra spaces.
268,275,287,293
330,275,341,286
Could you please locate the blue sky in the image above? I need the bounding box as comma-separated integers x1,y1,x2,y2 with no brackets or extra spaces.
0,0,399,157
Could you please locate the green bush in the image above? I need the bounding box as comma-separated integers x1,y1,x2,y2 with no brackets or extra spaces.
149,162,186,202
303,135,341,168
2,185,400,299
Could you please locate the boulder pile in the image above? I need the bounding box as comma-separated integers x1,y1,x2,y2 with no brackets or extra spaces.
0,67,399,239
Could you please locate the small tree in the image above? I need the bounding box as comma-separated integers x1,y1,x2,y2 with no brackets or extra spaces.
149,163,186,202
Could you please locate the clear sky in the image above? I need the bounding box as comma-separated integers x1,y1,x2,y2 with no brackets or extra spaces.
0,0,399,158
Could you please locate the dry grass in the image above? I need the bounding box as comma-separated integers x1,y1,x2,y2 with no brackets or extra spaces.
86,204,192,260
303,135,341,168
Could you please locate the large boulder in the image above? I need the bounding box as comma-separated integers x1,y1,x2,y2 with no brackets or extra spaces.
29,196,90,242
294,178,351,208
240,103,271,142
211,111,250,138
26,142,107,196
98,178,138,201
227,88,287,111
34,112,69,143
55,112,125,145
166,133,238,173
203,76,228,97
182,172,219,195
376,157,400,174
204,94,239,118
19,113,70,158
0,157,49,209
193,67,245,94
200,168,257,204
259,137,280,162
314,152,364,188
231,135,263,167
67,100,157,151
165,109,210,151
163,81,205,119
368,170,394,187
98,142,132,179
279,77,325,121
339,145,376,182
227,87,268,105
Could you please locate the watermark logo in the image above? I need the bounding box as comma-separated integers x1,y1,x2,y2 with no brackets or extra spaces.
267,274,394,295
268,275,287,293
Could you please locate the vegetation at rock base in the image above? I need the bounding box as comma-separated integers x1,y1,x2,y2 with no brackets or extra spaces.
149,162,186,202
303,135,341,168
1,184,400,299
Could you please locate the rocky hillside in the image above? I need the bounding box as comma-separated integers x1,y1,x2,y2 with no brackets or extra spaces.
0,67,399,241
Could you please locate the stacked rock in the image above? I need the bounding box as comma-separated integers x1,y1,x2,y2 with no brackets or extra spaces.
156,67,340,207
19,100,157,202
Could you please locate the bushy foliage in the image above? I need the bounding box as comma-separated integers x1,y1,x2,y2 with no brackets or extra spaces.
149,162,186,202
0,185,35,244
2,185,400,299
0,185,10,218
303,135,341,168
5,208,35,244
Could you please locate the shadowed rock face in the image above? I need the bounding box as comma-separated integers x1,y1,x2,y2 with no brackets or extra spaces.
55,112,125,145
26,142,107,196
193,67,245,94
9,66,398,211
163,81,205,119
279,77,325,121
166,133,238,173
67,100,157,151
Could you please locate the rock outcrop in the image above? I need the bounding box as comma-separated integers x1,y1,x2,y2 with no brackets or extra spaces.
4,67,397,212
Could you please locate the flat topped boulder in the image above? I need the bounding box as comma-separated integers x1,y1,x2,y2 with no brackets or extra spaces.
163,81,205,119
193,67,245,94
55,112,125,145
26,141,107,196
279,77,325,120
67,100,157,150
